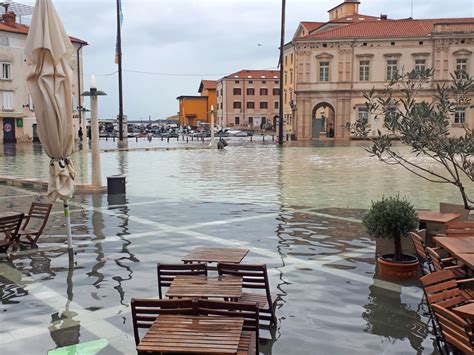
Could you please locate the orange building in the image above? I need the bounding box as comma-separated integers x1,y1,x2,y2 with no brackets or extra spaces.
177,80,217,128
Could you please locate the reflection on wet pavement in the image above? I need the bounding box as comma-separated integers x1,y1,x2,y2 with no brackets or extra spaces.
0,142,462,354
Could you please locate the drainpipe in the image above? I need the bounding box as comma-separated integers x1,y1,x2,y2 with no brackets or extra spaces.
76,43,87,149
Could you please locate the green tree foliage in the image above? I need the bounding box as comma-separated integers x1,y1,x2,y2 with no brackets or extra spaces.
352,69,473,210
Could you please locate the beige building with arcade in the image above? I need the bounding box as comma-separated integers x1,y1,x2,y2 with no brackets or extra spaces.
283,0,474,140
0,11,87,144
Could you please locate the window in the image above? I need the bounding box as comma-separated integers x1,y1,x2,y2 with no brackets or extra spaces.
1,63,11,80
274,101,279,109
260,102,268,109
247,88,255,96
387,59,398,80
284,92,287,104
273,88,280,95
233,101,241,109
275,80,279,84
415,58,426,73
235,117,240,125
357,106,369,122
249,80,253,84
285,56,288,65
319,61,329,82
284,72,288,85
291,53,293,64
233,88,241,95
454,107,466,124
359,60,370,81
247,102,255,109
235,80,240,84
3,91,13,110
260,88,268,95
262,80,266,84
290,71,293,84
456,58,468,79
249,117,253,125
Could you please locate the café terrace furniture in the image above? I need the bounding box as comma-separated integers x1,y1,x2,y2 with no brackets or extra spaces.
417,211,463,245
409,231,433,275
0,212,24,253
426,247,467,279
166,275,242,301
157,263,207,299
182,247,249,265
439,202,470,221
431,303,474,355
433,237,474,273
132,298,258,355
218,263,277,326
17,202,52,246
445,221,474,238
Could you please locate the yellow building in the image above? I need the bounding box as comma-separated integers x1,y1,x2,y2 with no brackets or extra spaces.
177,80,217,128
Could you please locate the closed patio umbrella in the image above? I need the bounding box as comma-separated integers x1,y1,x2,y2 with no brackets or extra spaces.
25,0,76,248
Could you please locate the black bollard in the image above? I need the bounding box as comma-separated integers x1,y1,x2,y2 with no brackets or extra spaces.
202,136,204,143
161,136,163,141
106,136,108,141
250,135,253,142
186,137,189,143
136,136,138,142
177,136,179,141
113,136,115,142
262,135,265,143
192,136,194,141
167,136,169,143
272,135,274,141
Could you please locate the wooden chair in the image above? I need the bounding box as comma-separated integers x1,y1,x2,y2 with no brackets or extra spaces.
431,303,474,354
218,263,277,326
197,299,259,355
440,202,470,221
445,221,474,237
421,270,474,309
426,247,468,279
156,263,207,299
0,213,24,253
17,202,52,246
409,231,432,275
130,298,195,348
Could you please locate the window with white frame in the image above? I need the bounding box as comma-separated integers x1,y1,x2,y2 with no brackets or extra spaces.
386,59,398,80
357,106,369,122
1,62,11,80
359,60,370,81
456,58,468,79
414,58,426,73
319,61,329,82
454,107,466,124
3,91,13,110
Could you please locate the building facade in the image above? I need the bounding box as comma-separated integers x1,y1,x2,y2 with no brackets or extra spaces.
177,80,217,127
216,70,280,130
0,11,87,144
284,0,474,140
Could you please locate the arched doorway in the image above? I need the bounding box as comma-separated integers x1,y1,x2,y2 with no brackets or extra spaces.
312,102,335,139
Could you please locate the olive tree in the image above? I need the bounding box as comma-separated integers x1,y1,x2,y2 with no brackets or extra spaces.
352,69,473,210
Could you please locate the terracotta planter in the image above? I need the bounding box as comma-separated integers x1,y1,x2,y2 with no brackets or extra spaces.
377,254,419,280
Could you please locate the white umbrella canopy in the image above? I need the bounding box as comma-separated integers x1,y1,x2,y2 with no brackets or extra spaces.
25,0,76,248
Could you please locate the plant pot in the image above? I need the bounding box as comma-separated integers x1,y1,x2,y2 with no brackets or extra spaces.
377,254,419,280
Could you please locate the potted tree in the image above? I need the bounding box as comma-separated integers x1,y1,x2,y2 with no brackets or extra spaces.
363,195,419,279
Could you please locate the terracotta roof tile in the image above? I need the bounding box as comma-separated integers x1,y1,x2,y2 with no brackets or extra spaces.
301,18,474,40
0,22,87,44
225,69,280,79
199,80,217,92
300,21,325,32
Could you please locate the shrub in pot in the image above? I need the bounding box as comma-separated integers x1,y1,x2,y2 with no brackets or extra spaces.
363,195,419,279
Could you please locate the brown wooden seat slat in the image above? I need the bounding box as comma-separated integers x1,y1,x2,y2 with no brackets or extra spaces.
0,212,24,253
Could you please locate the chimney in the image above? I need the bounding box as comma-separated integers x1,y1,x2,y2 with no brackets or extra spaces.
2,12,16,27
380,14,388,20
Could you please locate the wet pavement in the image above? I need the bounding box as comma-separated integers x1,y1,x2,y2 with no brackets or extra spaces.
1,140,469,354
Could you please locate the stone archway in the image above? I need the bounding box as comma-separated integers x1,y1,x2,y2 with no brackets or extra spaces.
312,102,335,139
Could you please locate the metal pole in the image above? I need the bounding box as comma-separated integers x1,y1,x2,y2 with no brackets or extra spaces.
90,89,102,187
278,0,286,145
63,200,73,249
116,0,124,144
210,105,216,148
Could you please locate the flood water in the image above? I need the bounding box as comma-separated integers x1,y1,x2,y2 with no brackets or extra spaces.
0,140,471,354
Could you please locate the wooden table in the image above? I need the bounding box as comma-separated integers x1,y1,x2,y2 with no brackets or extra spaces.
418,211,462,224
453,303,474,320
434,236,474,256
182,247,249,264
455,254,474,270
166,275,242,299
137,315,244,354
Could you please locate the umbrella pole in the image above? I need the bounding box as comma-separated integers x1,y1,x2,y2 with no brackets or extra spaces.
63,200,73,249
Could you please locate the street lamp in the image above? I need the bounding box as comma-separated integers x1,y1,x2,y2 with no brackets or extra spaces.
76,105,90,150
81,75,107,187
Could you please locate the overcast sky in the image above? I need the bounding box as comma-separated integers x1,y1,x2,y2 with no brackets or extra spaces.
22,0,474,120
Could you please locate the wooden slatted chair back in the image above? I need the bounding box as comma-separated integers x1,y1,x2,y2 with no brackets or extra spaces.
420,270,467,309
440,203,470,221
156,263,207,299
409,231,429,262
427,247,448,272
445,221,474,237
431,303,474,354
217,263,268,290
130,298,195,346
196,299,259,354
21,203,52,243
0,213,24,252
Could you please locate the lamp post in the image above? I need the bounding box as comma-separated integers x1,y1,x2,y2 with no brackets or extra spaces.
76,105,89,150
278,0,286,145
210,105,216,149
82,75,107,187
